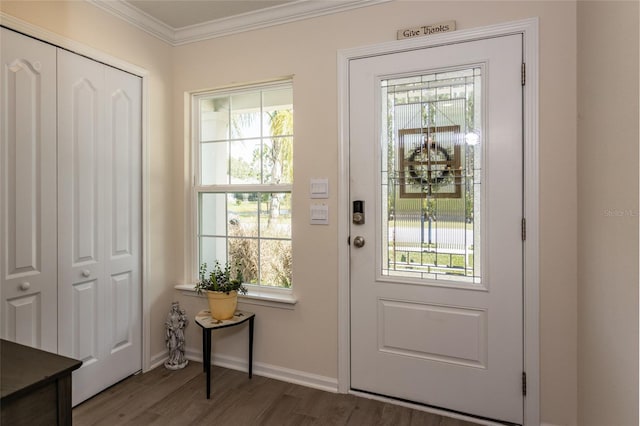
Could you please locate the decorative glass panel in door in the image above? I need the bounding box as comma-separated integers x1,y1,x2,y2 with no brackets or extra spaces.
381,67,482,284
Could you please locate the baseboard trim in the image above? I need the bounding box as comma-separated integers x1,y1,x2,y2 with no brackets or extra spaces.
185,347,338,393
148,351,168,371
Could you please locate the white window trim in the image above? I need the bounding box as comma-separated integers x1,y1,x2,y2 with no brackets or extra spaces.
186,80,296,306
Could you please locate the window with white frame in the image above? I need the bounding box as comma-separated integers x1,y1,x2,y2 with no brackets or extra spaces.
193,81,293,288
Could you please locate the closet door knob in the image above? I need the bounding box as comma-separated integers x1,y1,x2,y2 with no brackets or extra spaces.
82,269,91,277
19,281,31,291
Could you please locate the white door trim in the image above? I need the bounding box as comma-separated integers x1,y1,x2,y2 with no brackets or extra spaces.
337,18,539,425
0,12,152,373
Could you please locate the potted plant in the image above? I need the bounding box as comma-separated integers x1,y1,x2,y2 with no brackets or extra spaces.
195,261,248,320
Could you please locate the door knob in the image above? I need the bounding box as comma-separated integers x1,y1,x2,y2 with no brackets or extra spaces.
353,236,365,248
82,269,91,277
19,281,30,291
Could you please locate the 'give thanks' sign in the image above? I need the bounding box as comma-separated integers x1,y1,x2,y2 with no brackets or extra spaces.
397,21,456,40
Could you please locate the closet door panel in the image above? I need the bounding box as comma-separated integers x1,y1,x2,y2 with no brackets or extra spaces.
73,280,99,363
57,48,106,371
72,79,101,264
102,66,141,376
0,28,57,352
111,271,133,349
59,50,142,406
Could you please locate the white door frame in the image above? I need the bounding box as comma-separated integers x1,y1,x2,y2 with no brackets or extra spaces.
337,18,539,425
0,13,152,373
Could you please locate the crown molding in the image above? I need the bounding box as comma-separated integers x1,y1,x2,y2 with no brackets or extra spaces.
88,0,392,46
172,0,392,45
88,0,175,44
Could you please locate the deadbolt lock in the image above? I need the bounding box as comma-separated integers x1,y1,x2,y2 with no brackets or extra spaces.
353,200,365,225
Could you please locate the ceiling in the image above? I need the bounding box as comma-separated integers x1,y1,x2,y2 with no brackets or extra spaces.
89,0,391,46
127,0,296,29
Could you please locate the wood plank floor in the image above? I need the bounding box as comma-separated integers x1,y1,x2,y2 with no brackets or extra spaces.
73,362,482,426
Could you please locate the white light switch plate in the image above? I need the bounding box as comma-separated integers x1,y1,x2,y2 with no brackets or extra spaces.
310,204,329,225
310,178,329,199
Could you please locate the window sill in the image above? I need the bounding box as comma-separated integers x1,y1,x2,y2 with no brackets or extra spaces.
174,283,298,310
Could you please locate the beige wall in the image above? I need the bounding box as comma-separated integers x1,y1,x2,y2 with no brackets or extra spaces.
173,2,578,425
577,2,639,425
5,1,626,425
0,1,179,360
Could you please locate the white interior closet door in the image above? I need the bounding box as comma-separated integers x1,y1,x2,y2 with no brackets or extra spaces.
0,28,58,352
57,48,142,406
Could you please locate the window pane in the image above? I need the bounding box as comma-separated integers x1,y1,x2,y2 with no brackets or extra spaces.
200,236,227,271
263,108,293,137
230,139,260,184
230,92,261,139
201,142,228,185
260,239,292,288
200,97,229,142
200,193,226,236
263,137,293,184
227,193,259,238
260,193,291,238
228,238,258,284
263,87,293,110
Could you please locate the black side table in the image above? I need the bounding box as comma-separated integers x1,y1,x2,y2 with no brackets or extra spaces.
194,310,255,399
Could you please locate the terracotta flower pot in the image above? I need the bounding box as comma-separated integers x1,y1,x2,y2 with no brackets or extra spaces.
206,290,238,320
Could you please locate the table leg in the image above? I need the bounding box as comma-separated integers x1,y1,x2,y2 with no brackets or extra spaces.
57,375,73,426
204,329,212,399
248,316,254,379
202,326,206,373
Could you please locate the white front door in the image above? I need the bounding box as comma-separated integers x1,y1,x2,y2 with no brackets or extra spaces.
57,49,142,406
349,35,523,424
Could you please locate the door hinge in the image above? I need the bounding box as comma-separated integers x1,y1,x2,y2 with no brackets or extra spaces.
521,63,526,86
522,371,527,396
521,218,526,241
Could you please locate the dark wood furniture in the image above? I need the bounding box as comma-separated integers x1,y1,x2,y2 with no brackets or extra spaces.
195,309,255,399
1,339,82,426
